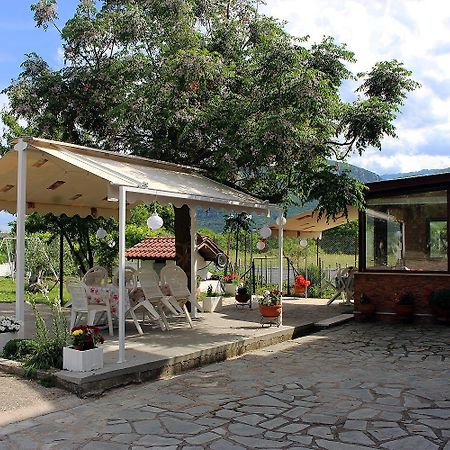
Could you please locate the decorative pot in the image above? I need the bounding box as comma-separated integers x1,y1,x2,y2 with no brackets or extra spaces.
431,306,450,324
259,304,282,319
235,293,251,303
63,346,103,372
203,296,223,313
294,285,306,295
0,332,17,354
224,284,236,296
394,304,415,318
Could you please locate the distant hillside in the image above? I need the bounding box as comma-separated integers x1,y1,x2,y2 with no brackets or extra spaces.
197,161,380,232
381,167,450,180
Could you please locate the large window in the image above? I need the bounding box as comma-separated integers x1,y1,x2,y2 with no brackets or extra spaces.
365,190,448,271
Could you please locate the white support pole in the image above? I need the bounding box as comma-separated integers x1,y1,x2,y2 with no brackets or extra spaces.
190,207,198,319
15,139,27,337
118,186,127,363
277,208,284,326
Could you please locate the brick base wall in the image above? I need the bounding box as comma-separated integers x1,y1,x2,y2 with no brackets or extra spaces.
354,272,450,323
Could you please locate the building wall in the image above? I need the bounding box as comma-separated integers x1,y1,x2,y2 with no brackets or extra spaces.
354,272,450,323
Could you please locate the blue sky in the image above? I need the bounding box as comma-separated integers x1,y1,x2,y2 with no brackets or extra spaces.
1,0,450,230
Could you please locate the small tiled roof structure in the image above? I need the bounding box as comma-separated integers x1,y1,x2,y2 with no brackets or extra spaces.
126,234,224,261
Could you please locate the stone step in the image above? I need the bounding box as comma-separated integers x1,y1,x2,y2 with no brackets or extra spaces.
315,313,354,328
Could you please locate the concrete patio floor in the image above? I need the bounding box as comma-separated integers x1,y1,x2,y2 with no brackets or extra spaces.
0,297,353,394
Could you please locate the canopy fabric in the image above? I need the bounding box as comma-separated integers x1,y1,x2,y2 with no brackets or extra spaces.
0,137,271,218
270,206,359,238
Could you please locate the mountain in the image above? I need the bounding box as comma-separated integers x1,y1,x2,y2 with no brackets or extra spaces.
381,167,450,180
197,162,381,232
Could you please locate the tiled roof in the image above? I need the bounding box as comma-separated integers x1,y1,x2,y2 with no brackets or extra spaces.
126,235,224,261
126,237,176,260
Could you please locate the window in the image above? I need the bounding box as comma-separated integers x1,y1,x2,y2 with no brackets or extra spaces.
365,190,448,272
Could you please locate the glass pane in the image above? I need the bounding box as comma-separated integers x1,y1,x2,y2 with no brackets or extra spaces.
366,190,447,271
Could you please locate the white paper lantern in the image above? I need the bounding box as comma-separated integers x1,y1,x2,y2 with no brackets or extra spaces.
256,240,266,250
276,216,287,226
147,212,164,230
299,239,308,248
96,227,107,240
259,225,272,239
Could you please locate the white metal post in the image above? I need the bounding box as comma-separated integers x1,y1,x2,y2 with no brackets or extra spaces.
118,186,127,363
277,208,284,326
15,139,27,337
190,207,198,318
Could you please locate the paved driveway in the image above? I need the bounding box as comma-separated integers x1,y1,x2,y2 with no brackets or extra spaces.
1,323,449,449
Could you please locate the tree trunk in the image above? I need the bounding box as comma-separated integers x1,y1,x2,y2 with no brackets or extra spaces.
174,205,192,290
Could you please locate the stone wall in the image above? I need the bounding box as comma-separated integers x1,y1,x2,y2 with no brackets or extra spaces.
354,272,450,323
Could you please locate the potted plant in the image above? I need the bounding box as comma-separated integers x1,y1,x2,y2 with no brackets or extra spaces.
0,316,21,354
394,291,415,320
428,288,450,324
258,289,282,319
63,325,104,372
293,275,310,295
222,272,240,296
203,284,223,313
358,293,376,320
236,283,251,304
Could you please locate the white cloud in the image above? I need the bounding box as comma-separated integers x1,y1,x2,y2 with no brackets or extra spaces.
263,0,450,174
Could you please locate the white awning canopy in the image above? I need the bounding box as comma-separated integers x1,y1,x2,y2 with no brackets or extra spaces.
0,137,272,218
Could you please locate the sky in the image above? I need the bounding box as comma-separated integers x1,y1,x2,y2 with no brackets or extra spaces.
1,0,450,229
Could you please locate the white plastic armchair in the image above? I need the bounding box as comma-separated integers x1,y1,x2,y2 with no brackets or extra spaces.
82,266,108,287
139,268,191,330
160,265,202,320
67,281,113,336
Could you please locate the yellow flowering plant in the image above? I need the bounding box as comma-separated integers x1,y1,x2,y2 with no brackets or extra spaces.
70,325,104,351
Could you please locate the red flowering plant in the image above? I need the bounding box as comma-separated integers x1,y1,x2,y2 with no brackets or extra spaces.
222,272,241,285
70,325,104,351
294,275,311,287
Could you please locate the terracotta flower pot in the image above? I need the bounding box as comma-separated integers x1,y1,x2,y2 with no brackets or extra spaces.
294,285,306,295
394,304,415,317
259,304,282,319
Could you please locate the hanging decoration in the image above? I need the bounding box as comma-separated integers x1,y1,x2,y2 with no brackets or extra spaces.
256,240,266,251
259,225,272,239
108,240,116,248
96,227,107,240
276,215,287,226
299,239,308,248
147,211,164,230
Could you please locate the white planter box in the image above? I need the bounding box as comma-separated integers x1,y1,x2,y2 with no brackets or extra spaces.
63,346,103,372
203,296,223,313
223,284,236,296
0,332,17,354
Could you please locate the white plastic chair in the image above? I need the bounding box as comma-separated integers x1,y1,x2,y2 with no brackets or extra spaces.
112,266,165,334
67,281,113,336
138,268,188,331
160,265,202,326
82,266,108,287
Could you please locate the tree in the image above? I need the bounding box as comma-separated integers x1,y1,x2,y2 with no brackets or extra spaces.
2,0,419,220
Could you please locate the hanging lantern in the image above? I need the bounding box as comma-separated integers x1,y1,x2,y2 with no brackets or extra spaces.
276,216,287,226
96,227,107,240
299,239,308,248
256,240,266,251
259,225,272,239
147,211,164,230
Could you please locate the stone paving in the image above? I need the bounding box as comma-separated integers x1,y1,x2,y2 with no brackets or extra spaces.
1,322,449,449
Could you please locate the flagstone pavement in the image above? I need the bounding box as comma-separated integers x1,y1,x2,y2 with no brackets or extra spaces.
1,322,449,449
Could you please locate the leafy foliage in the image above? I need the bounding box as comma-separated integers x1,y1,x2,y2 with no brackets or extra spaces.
2,0,419,217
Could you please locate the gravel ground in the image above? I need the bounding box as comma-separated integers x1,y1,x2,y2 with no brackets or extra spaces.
0,372,82,426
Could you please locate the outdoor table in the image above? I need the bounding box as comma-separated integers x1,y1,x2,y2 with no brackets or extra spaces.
86,284,131,316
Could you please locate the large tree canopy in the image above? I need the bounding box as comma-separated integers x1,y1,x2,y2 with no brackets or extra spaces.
2,0,419,219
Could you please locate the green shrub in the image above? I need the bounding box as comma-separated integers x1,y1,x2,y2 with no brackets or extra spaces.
2,338,38,361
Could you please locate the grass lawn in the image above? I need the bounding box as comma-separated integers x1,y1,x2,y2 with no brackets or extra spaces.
0,277,70,305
